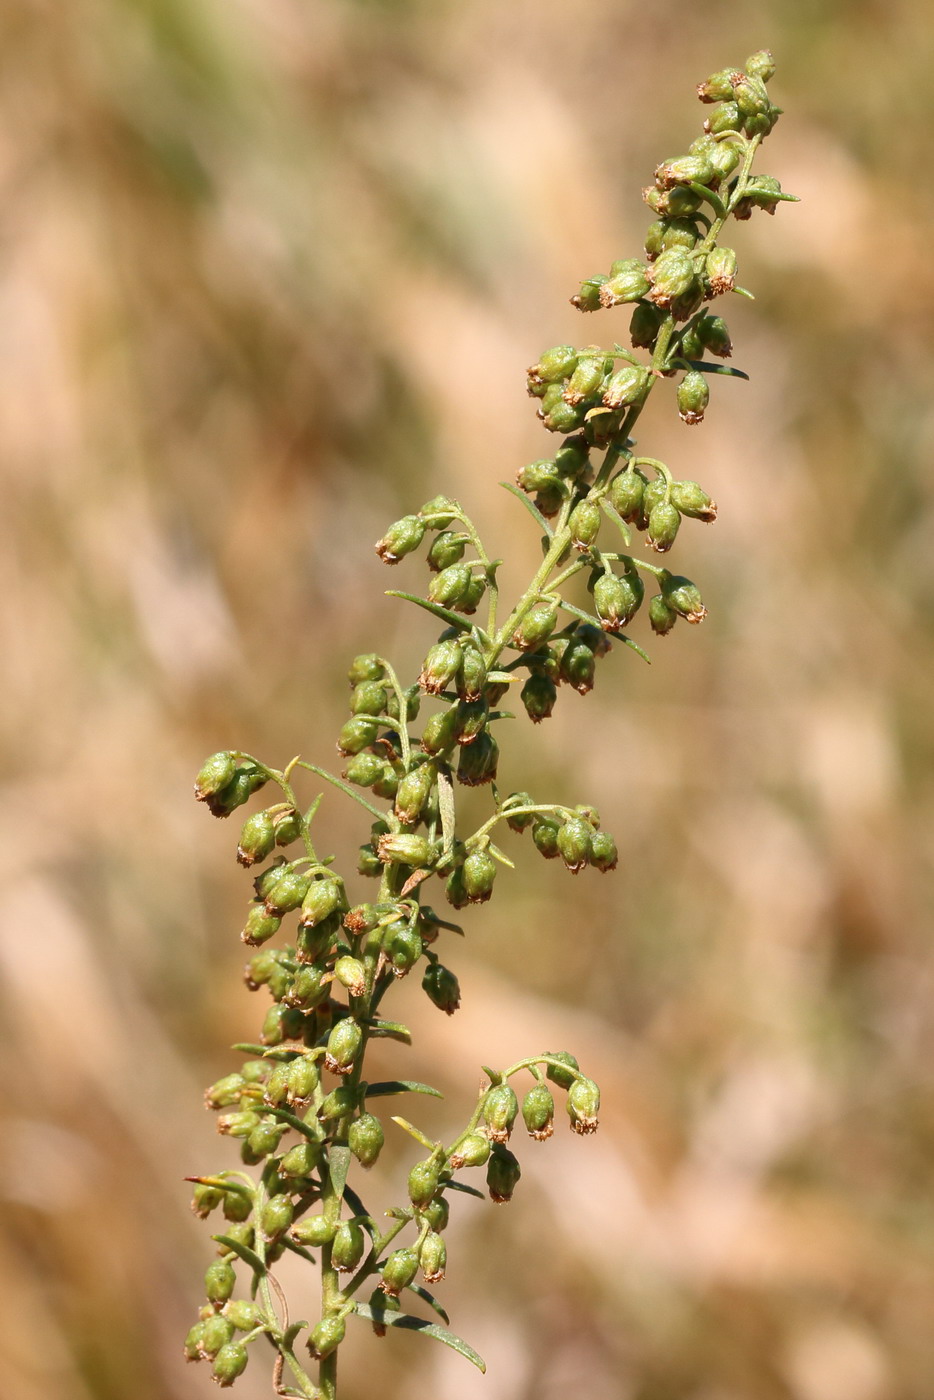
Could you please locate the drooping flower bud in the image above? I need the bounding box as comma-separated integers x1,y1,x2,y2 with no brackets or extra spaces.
522,1082,556,1140
676,369,709,426
486,1143,521,1204
287,1055,320,1102
184,1320,207,1361
730,71,769,119
325,1017,363,1076
241,904,281,947
419,494,459,528
648,501,681,552
234,810,275,868
205,1073,247,1109
655,153,715,190
696,67,742,102
705,246,737,296
299,876,346,927
224,1300,262,1332
563,354,607,406
527,345,578,387
644,183,703,219
337,718,379,756
421,706,459,756
705,101,742,134
211,1340,249,1385
318,1084,359,1122
589,829,619,872
419,1231,447,1284
669,480,717,521
348,654,385,685
558,638,596,694
418,639,461,696
348,1112,384,1169
569,499,601,550
609,467,646,522
598,259,651,307
332,1220,365,1273
309,1315,346,1360
291,1214,337,1247
545,1050,580,1089
380,1248,419,1297
457,644,488,703
452,698,488,747
504,793,535,833
663,576,707,623
602,364,648,410
344,752,383,788
513,598,558,650
377,833,434,868
273,808,302,847
333,955,367,999
428,563,472,609
194,752,238,803
483,1083,519,1142
422,960,461,1014
567,1076,601,1134
698,314,732,358
532,815,561,859
205,1257,237,1308
517,458,561,493
521,672,557,723
649,593,678,635
648,248,698,310
375,515,426,564
456,731,498,786
594,571,643,630
462,848,497,902
571,274,609,312
408,1157,441,1208
261,1194,295,1241
351,681,388,719
427,530,467,572
387,922,424,976
629,301,664,350
557,816,593,873
422,1196,450,1232
263,868,312,916
745,49,776,81
394,762,436,825
281,1140,322,1178
449,1132,491,1169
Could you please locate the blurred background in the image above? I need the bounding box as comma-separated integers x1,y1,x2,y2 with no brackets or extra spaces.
2,0,934,1397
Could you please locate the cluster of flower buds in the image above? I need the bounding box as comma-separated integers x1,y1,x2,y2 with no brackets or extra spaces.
504,799,618,874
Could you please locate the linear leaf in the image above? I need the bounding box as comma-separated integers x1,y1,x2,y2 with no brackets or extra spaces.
437,766,457,859
342,1183,377,1236
264,1107,322,1143
685,359,750,380
328,1144,352,1202
499,481,553,538
366,1080,444,1100
385,590,472,632
352,1304,486,1372
279,1236,316,1265
212,1234,266,1275
365,1021,412,1043
445,1179,485,1200
405,1282,451,1325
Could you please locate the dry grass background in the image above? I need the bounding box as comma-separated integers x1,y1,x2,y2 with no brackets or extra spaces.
2,1,934,1397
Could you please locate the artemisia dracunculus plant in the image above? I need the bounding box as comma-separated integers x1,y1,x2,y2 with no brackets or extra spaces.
183,51,793,1398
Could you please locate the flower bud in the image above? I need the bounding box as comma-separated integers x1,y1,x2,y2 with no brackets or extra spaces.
449,1132,491,1169
380,1247,419,1297
517,458,562,493
281,1141,322,1178
598,259,651,307
241,904,281,948
458,644,488,702
541,398,586,435
422,960,461,1014
677,369,709,427
344,902,381,934
349,1112,384,1168
205,1257,237,1308
645,218,699,260
705,246,737,296
648,248,697,310
609,468,646,522
569,499,601,550
627,301,662,351
730,71,769,118
698,314,732,358
422,705,459,756
394,762,436,824
337,717,380,757
349,683,386,722
309,1315,346,1359
483,1083,519,1142
696,67,742,102
419,1231,447,1284
334,955,367,998
444,864,469,910
408,1157,441,1208
419,639,461,695
545,1050,580,1089
207,766,268,819
348,654,385,685
427,530,466,572
589,829,619,872
594,571,643,630
332,1220,365,1273
641,471,669,524
562,354,606,405
291,1214,337,1247
655,153,715,189
528,345,578,386
264,1061,291,1107
422,1196,450,1233
429,563,473,610
745,49,776,81
357,843,382,877
513,598,558,650
195,752,238,802
649,593,677,635
261,1194,294,1240
206,1073,247,1109
602,364,648,410
377,833,434,868
246,1118,287,1159
486,1143,521,1204
648,501,681,552
217,1108,261,1138
522,1082,556,1140
388,923,424,975
663,576,707,623
532,815,560,859
225,1300,262,1332
211,1340,249,1386
463,848,497,902
273,809,302,847
644,184,703,219
504,793,535,833
235,810,275,868
567,1076,600,1134
669,479,717,521
191,1183,223,1219
419,494,459,528
286,1056,319,1103
705,101,742,134
200,1314,235,1357
297,876,343,927
344,752,384,788
184,1320,206,1361
461,575,486,616
376,515,426,564
521,672,557,723
325,1018,363,1076
570,274,609,312
260,1004,305,1047
557,816,593,873
456,731,498,786
558,638,596,694
734,173,785,219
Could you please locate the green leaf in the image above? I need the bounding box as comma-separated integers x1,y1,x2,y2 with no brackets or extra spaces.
437,766,457,859
499,481,553,539
343,1184,377,1237
488,842,515,869
366,1080,444,1100
264,1107,323,1144
689,180,726,217
731,284,756,300
556,598,604,629
445,1179,485,1200
212,1234,266,1275
405,1282,451,1325
279,1236,316,1265
351,1304,486,1372
606,631,652,664
385,590,473,633
365,1021,412,1044
390,1116,437,1150
328,1144,352,1203
486,670,519,686
685,359,750,380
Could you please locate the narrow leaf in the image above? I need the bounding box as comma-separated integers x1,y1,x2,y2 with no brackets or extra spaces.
351,1304,486,1373
212,1234,266,1275
385,590,472,632
366,1080,444,1100
499,481,553,538
685,359,750,380
405,1282,451,1325
279,1237,316,1265
556,598,604,629
437,767,456,859
487,670,519,685
732,284,756,300
265,1107,323,1144
390,1116,437,1150
488,842,515,869
445,1179,485,1200
343,1184,377,1236
328,1144,352,1203
689,180,726,217
366,1021,413,1044
611,633,652,665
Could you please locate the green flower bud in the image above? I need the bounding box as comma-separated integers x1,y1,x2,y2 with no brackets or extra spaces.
260,868,309,916
337,717,380,757
348,1112,384,1168
357,843,382,877
220,1223,255,1254
420,494,459,527
589,829,619,872
419,1231,447,1284
557,815,593,873
211,1339,249,1386
704,101,742,135
731,72,769,118
333,955,366,999
241,1059,271,1084
655,153,715,189
422,960,461,1014
734,173,785,219
194,751,238,802
418,639,460,696
200,1313,235,1357
205,765,267,819
344,752,384,788
532,815,561,859
394,762,436,824
553,435,590,478
698,314,732,359
240,898,282,946
569,499,601,550
205,1073,247,1109
221,1189,252,1224
421,705,459,756
246,1118,286,1159
567,1076,601,1134
513,598,558,650
444,863,470,910
252,859,287,901
224,1300,262,1332
648,501,681,552
273,809,302,847
205,1257,236,1308
541,397,586,435
708,140,742,181
427,530,467,573
191,1183,223,1219
217,1109,261,1138
408,1158,441,1208
463,848,497,903
642,476,668,518
380,1247,419,1297
645,218,699,260
528,345,578,386
377,833,434,868
456,731,498,787
649,593,678,635
696,67,742,102
628,301,662,351
483,1083,519,1142
428,562,472,609
264,1061,291,1107
291,1214,336,1247
643,184,703,219
261,1194,294,1240
281,1140,322,1177
348,654,385,685
522,1082,556,1140
350,680,388,717
521,672,557,723
309,1315,346,1359
332,1220,365,1273
745,49,776,81
648,248,697,310
571,273,609,312
449,1132,491,1169
669,479,717,521
562,354,607,406
558,638,596,695
663,575,707,624
486,1142,521,1204
260,1004,305,1047
303,878,349,931
503,793,535,833
706,246,737,296
388,923,424,976
235,810,275,869
593,571,643,630
598,259,651,307
183,1320,206,1362
517,458,562,494
677,369,709,426
375,514,426,564
602,364,648,410
325,1018,363,1076
287,1056,320,1102
457,644,488,703
545,1050,580,1090
609,468,646,522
